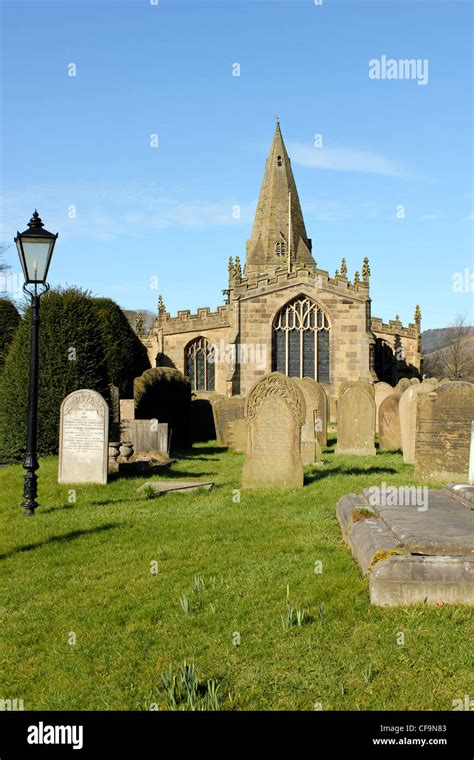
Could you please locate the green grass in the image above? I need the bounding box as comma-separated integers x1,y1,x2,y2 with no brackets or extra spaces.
0,440,472,711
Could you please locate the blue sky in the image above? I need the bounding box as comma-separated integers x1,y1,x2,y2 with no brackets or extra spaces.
1,0,472,330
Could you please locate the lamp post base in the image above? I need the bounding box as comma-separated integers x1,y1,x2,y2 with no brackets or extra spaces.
22,459,39,517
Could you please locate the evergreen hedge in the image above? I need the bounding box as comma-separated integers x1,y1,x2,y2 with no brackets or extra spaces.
92,298,150,397
0,288,150,462
134,367,191,449
0,299,20,373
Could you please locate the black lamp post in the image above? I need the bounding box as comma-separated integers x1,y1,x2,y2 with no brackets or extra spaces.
15,211,58,516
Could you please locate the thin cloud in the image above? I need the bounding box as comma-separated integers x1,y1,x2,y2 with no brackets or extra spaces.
0,184,257,241
289,142,415,179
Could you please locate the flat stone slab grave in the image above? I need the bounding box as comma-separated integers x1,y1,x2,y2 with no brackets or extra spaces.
336,484,474,606
137,480,214,495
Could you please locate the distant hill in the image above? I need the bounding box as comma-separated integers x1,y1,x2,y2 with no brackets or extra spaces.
422,326,474,355
422,326,474,381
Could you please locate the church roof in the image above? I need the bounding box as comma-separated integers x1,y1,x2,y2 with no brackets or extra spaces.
245,121,315,274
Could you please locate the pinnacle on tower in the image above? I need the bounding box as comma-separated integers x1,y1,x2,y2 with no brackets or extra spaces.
362,257,371,281
245,122,315,275
340,257,348,277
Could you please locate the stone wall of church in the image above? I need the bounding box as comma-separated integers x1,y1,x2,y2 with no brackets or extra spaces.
371,317,421,380
235,279,374,401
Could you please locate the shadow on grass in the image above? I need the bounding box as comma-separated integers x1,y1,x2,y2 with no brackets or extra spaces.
0,523,120,561
174,446,228,459
109,468,217,483
305,465,398,484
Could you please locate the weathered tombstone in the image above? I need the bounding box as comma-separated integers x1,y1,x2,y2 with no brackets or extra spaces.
302,377,327,447
336,384,376,456
414,381,474,482
108,384,120,438
58,389,109,484
133,420,168,454
242,373,305,488
378,393,402,451
212,396,246,447
120,399,135,421
410,377,420,385
396,378,411,394
295,379,322,465
399,384,432,464
226,418,247,452
374,382,394,433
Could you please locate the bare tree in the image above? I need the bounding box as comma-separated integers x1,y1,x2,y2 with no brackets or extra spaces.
0,243,11,298
434,314,474,381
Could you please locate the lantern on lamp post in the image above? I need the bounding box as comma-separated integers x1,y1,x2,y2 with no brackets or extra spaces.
15,211,58,516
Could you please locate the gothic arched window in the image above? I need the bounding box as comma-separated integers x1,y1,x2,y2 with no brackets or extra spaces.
272,297,330,382
185,337,215,391
274,241,287,256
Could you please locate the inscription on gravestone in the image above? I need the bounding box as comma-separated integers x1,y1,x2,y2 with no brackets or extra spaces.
242,373,305,488
212,397,246,446
414,382,474,482
58,390,109,484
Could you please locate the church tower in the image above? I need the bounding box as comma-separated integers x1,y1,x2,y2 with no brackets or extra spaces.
245,121,316,275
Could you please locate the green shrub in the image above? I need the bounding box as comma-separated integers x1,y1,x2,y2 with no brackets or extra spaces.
134,367,191,449
92,298,150,397
0,298,20,373
0,288,151,462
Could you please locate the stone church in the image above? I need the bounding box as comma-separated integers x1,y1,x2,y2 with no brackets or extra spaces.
142,122,422,410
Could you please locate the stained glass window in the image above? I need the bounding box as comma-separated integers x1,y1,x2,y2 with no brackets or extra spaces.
185,337,215,391
272,297,330,382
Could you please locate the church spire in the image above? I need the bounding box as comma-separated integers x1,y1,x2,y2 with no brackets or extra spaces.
245,121,315,275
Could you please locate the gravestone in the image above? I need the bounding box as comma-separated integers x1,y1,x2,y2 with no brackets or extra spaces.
212,396,246,447
242,373,305,488
120,399,135,421
336,384,376,456
58,389,109,484
108,384,120,441
378,393,402,451
414,381,474,482
399,384,433,464
302,378,327,447
133,420,169,455
410,377,420,385
396,378,411,394
374,382,394,433
295,379,322,465
226,418,247,452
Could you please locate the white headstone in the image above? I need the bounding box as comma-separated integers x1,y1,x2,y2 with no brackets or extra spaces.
58,389,109,484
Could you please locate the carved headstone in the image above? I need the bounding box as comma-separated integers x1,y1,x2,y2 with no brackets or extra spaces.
226,418,247,452
399,384,433,464
414,381,474,482
336,384,376,456
378,393,402,451
58,389,109,484
374,382,394,433
212,396,246,446
242,373,305,488
295,379,323,465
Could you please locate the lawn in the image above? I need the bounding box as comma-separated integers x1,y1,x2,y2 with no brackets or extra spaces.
0,440,472,711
